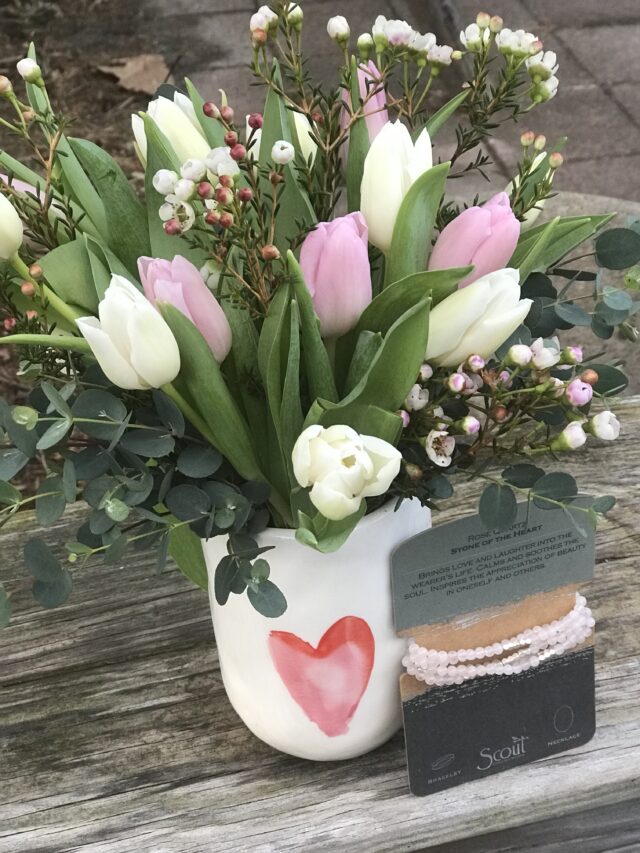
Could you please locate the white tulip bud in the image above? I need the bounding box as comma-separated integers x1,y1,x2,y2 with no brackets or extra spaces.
16,58,42,85
327,15,350,44
0,194,24,261
152,168,179,195
180,158,206,182
76,276,180,390
425,270,532,367
271,139,295,165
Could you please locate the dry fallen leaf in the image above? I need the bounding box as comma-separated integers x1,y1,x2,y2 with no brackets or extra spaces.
97,54,172,95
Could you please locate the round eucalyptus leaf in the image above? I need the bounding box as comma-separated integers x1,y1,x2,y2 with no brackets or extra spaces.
36,476,66,526
24,538,63,582
603,287,633,311
554,301,591,327
152,390,185,437
33,569,73,609
594,300,629,327
478,484,518,531
165,484,211,521
251,558,270,582
521,273,556,299
214,555,245,605
502,463,545,489
592,495,616,514
247,580,287,618
0,480,21,506
177,445,222,479
0,448,30,480
214,507,236,529
119,431,175,458
89,508,117,535
72,390,128,439
36,418,72,451
0,583,11,628
424,473,454,499
73,447,112,481
532,472,578,509
595,227,640,269
583,363,628,396
590,313,614,340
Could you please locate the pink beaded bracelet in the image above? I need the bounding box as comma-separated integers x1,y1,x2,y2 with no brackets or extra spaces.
403,593,595,687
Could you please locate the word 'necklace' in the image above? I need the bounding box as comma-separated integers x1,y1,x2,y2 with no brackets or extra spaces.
403,594,595,687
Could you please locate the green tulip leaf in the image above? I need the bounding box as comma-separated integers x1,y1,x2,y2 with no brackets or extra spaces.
185,77,226,148
346,56,372,213
385,161,450,285
510,214,614,274
425,90,470,138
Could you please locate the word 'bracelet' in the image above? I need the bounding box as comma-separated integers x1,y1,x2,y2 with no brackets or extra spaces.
403,593,595,687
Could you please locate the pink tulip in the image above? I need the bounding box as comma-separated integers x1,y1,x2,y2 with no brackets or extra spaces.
340,61,388,165
299,212,372,338
138,255,232,362
428,192,521,288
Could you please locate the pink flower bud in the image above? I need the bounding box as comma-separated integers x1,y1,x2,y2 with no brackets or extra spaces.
203,102,220,119
498,370,512,388
220,105,234,123
520,130,535,147
419,362,434,381
428,193,520,287
163,219,182,235
237,187,253,202
299,212,372,337
399,410,411,429
230,143,246,161
197,181,214,199
549,152,564,169
561,345,583,365
3,317,16,330
248,112,264,130
458,415,481,435
214,186,233,205
224,131,238,147
138,256,232,363
565,378,593,407
447,372,466,393
466,354,485,373
506,344,533,366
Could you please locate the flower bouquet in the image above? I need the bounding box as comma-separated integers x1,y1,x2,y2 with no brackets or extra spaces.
0,5,637,759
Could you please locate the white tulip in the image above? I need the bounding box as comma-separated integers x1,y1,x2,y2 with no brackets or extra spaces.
589,411,620,441
292,424,401,521
132,94,210,167
76,275,180,390
0,193,24,261
360,120,432,253
425,269,532,367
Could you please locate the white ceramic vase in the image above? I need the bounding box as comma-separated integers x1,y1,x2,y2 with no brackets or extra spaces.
203,499,431,761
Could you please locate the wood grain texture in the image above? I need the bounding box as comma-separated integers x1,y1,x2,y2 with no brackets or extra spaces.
1,396,639,853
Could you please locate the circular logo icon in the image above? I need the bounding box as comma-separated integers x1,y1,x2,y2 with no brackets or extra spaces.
553,704,575,733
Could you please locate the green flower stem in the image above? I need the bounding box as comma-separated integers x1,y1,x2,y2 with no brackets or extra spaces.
10,253,84,325
0,333,92,353
161,382,294,527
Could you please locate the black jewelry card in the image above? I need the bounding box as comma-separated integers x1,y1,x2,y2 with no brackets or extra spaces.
402,645,595,796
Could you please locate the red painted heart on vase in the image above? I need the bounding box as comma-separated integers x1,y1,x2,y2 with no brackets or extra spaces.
268,616,375,737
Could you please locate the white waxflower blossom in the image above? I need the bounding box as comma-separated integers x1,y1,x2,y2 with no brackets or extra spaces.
76,276,180,391
327,16,350,43
372,15,389,48
292,424,402,521
257,5,278,29
271,139,295,165
425,429,456,467
551,421,587,451
152,169,179,196
531,336,561,370
200,260,222,290
526,50,558,81
180,159,206,182
172,178,196,202
507,344,533,366
205,146,241,178
496,28,539,57
159,195,196,232
250,10,269,32
286,3,303,25
427,45,454,66
589,411,620,441
409,31,437,54
405,384,430,412
533,75,559,102
460,23,490,51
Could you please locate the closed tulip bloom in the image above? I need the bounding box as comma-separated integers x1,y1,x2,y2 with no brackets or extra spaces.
425,268,532,367
299,212,372,337
340,60,389,165
292,424,401,521
76,275,180,390
138,256,232,362
132,94,210,166
360,120,432,253
0,193,23,260
428,193,520,287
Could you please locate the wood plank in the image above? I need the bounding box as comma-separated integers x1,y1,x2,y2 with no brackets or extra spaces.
0,396,639,852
